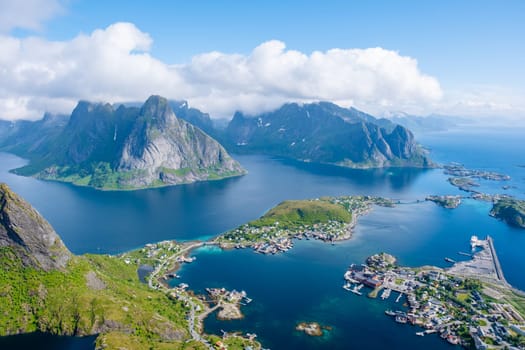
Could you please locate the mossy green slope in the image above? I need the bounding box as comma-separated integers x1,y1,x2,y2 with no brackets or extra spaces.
0,247,192,348
0,183,259,349
249,199,352,229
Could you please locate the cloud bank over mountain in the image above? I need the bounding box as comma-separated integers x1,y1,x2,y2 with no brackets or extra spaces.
0,22,521,121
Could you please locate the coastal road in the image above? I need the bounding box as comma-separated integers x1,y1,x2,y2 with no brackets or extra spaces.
145,241,216,349
148,241,205,289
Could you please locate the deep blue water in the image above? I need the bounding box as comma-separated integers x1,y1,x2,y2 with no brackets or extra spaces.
0,126,524,349
0,153,448,254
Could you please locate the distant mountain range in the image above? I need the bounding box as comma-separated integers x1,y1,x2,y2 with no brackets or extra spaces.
224,102,432,168
388,113,473,133
0,98,434,190
0,96,245,190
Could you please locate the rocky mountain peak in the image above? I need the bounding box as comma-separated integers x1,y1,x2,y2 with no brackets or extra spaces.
0,183,71,271
140,95,176,129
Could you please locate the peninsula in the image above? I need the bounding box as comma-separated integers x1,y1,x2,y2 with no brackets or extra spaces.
216,196,395,254
342,236,525,349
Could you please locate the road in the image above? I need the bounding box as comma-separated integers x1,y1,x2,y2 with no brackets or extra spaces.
146,241,215,348
148,241,204,289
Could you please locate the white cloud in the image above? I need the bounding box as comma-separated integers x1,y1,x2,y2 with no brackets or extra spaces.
5,21,519,121
0,0,65,33
434,85,525,122
181,40,443,116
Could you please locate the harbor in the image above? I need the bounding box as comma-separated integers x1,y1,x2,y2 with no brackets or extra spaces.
342,237,525,349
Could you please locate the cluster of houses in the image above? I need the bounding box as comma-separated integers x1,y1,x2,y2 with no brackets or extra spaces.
221,220,350,254
343,255,525,349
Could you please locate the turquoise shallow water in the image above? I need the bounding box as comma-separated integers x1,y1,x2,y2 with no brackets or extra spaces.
0,126,524,348
174,199,523,349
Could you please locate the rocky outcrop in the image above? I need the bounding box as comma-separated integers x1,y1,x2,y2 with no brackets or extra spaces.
224,102,432,168
0,183,71,270
117,96,244,187
490,198,525,229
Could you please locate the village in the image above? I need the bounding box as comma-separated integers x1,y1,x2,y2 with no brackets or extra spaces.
118,240,261,350
342,237,525,349
217,195,396,254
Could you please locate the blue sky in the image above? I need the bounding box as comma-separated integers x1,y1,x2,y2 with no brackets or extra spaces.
1,0,524,120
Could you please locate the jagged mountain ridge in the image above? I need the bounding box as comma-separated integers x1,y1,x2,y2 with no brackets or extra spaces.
0,113,69,156
7,95,245,190
224,102,432,168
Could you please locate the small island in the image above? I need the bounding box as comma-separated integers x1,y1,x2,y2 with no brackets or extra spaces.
216,196,395,254
444,163,511,181
425,195,462,209
295,322,331,337
206,288,250,320
448,177,480,192
444,163,510,194
490,198,525,229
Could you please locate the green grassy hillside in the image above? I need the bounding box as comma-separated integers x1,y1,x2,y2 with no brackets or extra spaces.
249,199,352,229
0,247,192,349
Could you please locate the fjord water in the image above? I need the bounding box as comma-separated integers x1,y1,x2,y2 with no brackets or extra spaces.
0,126,524,349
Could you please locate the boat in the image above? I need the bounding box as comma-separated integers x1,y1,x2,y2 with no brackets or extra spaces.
381,288,392,300
444,257,456,263
350,286,362,295
395,315,408,323
416,332,425,336
385,310,396,316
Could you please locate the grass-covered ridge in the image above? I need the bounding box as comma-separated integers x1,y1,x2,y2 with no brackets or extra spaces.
0,246,260,349
250,199,352,228
218,196,394,250
0,247,190,348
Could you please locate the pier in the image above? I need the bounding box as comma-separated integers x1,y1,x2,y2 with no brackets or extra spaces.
447,235,525,297
487,236,507,285
395,292,403,303
458,251,472,257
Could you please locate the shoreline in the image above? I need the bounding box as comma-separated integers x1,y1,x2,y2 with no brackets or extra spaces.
343,236,525,349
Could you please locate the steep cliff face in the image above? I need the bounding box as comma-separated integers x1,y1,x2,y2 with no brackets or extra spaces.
0,183,71,271
117,96,244,187
225,102,431,168
9,95,245,190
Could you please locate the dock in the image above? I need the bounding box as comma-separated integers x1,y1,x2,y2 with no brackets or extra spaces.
395,292,403,303
380,288,392,300
458,251,472,257
487,236,508,286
